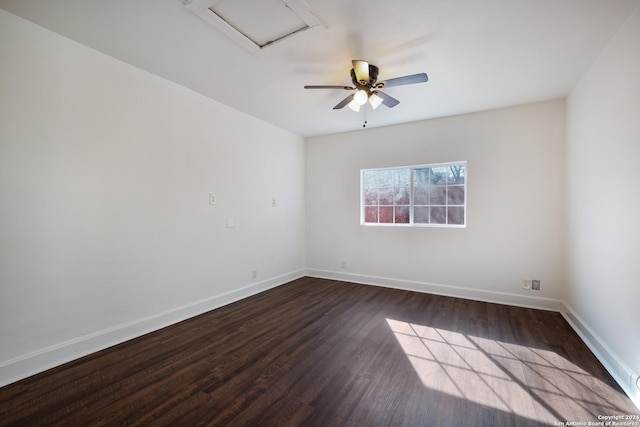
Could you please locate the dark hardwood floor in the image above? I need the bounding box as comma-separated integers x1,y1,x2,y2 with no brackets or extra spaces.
1,277,637,426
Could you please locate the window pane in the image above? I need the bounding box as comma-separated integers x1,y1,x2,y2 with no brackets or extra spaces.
447,186,465,205
363,170,377,188
364,206,378,223
395,168,411,187
447,165,466,184
431,167,447,185
430,207,446,224
414,168,429,186
395,206,410,223
364,169,394,189
394,187,410,204
414,187,429,205
378,170,393,187
380,206,394,223
379,188,394,205
414,206,429,223
430,187,446,205
364,188,378,205
448,207,465,225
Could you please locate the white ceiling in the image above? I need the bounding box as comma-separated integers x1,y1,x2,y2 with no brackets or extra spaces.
1,0,638,137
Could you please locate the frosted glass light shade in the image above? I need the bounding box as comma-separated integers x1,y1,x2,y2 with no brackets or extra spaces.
353,89,368,106
369,92,383,109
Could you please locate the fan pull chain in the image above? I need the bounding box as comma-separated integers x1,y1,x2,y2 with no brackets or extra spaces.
363,105,368,128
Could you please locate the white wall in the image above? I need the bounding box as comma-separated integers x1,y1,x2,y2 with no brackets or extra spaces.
306,100,566,308
0,10,305,385
566,4,640,405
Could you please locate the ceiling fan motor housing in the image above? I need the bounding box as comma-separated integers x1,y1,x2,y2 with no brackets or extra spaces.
351,64,379,88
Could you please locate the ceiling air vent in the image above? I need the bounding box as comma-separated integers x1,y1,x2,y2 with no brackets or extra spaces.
184,0,325,52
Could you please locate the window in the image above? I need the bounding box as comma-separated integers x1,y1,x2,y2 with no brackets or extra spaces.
361,162,466,227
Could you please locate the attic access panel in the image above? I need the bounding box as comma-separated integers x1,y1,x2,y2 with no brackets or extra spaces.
184,0,325,52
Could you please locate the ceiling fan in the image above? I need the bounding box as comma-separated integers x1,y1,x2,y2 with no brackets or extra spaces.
304,60,428,112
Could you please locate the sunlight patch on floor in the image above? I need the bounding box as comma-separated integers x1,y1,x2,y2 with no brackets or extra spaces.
386,318,626,424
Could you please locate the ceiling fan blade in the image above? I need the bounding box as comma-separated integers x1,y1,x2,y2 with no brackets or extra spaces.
304,85,355,90
333,94,355,109
352,60,370,84
376,91,400,108
378,73,428,88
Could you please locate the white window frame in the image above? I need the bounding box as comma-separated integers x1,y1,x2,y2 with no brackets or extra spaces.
360,161,467,228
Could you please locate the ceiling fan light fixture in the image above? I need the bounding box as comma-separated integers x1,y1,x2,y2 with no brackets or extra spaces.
348,100,361,112
353,89,368,106
369,92,383,110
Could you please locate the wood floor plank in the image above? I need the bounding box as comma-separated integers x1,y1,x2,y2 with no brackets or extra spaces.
0,277,637,426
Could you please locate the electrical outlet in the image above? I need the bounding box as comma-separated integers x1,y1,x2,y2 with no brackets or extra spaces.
522,279,532,290
209,193,216,205
532,280,541,291
251,270,257,279
340,261,347,269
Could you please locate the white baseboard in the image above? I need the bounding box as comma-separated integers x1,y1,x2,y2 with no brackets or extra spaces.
305,268,564,311
305,268,639,411
0,269,305,388
559,303,640,411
